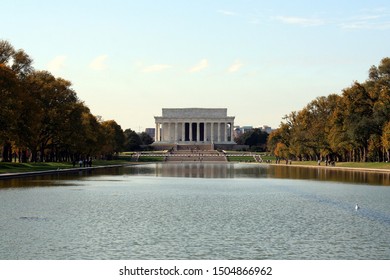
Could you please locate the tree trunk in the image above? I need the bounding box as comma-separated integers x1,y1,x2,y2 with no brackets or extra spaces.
21,150,28,163
362,147,367,162
2,142,12,162
31,149,37,162
40,143,45,162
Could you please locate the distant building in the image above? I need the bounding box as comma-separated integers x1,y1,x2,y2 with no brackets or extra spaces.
233,127,242,139
233,125,273,138
154,108,235,144
233,126,253,138
241,126,253,133
261,125,273,134
144,128,156,140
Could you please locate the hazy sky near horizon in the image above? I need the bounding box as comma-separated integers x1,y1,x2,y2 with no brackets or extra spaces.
2,0,390,131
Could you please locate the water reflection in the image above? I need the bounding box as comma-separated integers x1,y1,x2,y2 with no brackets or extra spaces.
1,163,389,188
1,162,390,259
270,165,390,186
125,163,390,186
124,163,269,178
0,168,125,189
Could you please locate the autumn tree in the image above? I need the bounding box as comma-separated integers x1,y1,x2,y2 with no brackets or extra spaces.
382,121,390,162
0,40,33,161
101,120,125,159
0,40,126,162
269,57,390,163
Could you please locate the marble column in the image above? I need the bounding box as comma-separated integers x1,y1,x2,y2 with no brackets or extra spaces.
224,123,227,142
217,123,221,142
155,123,159,142
174,122,178,142
203,122,207,142
166,123,169,142
197,122,200,142
210,122,214,143
182,122,185,142
189,122,192,142
160,123,164,141
230,122,234,142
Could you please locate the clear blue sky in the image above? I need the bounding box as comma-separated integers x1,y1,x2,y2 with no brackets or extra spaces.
2,0,390,131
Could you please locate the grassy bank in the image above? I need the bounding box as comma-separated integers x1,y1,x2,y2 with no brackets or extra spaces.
227,156,256,162
138,156,165,162
287,161,390,170
0,160,130,174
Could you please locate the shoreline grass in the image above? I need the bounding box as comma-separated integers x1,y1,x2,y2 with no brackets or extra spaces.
227,156,256,162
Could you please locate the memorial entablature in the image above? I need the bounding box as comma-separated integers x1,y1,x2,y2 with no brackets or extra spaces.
154,108,235,145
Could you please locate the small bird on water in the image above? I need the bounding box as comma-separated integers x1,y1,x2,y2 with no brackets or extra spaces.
355,204,360,211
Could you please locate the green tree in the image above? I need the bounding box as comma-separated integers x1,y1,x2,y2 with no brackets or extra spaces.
0,40,33,161
139,132,154,145
327,96,352,161
124,129,142,151
382,121,390,162
19,71,80,161
1,40,127,163
342,82,374,161
236,128,268,151
0,64,19,161
270,57,390,163
101,120,125,158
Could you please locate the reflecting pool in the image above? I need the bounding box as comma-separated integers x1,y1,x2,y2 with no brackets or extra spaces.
0,163,389,259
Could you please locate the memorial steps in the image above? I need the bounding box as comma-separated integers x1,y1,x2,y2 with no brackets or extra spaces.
164,150,227,162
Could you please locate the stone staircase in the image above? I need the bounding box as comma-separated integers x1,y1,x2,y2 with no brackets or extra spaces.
164,150,227,162
253,154,263,163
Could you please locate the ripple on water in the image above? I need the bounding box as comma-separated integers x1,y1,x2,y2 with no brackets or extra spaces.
0,167,389,260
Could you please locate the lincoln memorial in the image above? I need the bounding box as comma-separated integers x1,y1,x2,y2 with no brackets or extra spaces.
154,108,236,147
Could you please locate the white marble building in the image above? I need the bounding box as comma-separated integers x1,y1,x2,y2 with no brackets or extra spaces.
154,108,235,144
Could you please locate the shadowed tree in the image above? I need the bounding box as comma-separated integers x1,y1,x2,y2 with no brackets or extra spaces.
124,129,142,151
0,40,33,161
139,132,154,145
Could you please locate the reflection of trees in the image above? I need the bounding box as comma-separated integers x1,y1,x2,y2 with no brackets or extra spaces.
270,165,389,186
126,164,389,186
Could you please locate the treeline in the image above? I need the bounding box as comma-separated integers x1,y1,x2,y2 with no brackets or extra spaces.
234,128,269,152
0,40,151,163
268,57,390,163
